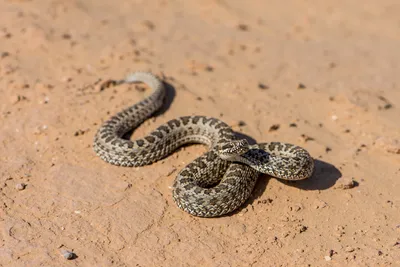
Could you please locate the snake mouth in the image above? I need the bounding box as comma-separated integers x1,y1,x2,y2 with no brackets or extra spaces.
216,139,250,160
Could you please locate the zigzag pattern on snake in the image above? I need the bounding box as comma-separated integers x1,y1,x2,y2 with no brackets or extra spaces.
93,72,314,217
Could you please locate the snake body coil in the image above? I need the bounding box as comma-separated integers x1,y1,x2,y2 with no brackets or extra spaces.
93,72,314,217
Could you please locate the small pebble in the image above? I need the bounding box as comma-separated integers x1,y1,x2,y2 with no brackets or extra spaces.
297,83,306,89
383,103,393,110
289,123,297,128
34,125,48,135
300,134,315,142
1,51,10,58
335,178,358,190
237,24,249,31
142,20,155,31
15,183,26,191
324,256,331,261
238,208,248,216
204,65,214,72
61,250,76,260
345,247,355,252
257,198,273,204
61,33,72,39
374,137,400,154
258,83,269,90
74,129,85,136
377,95,393,110
10,95,26,104
313,199,327,209
269,124,280,132
238,120,246,127
298,225,308,233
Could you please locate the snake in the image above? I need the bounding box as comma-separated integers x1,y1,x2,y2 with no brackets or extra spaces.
93,72,314,217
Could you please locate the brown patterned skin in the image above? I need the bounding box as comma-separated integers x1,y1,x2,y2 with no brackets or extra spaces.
93,72,314,217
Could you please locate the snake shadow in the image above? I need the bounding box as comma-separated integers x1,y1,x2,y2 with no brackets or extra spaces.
154,81,176,117
231,157,342,215
233,131,341,194
278,159,342,191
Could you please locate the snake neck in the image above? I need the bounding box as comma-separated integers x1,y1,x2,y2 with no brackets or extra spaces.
227,149,269,173
227,144,314,180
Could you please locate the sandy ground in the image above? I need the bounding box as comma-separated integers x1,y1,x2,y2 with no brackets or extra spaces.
1,0,400,266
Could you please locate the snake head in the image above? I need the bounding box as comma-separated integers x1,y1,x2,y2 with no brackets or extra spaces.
216,139,250,160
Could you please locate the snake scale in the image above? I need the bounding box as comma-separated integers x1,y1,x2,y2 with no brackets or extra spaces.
93,72,314,217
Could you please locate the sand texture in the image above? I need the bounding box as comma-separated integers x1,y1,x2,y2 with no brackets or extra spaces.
1,1,400,266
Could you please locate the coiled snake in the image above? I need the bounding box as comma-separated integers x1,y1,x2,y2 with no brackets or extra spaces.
93,72,314,217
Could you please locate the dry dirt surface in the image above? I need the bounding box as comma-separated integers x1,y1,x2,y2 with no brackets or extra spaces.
1,1,400,266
